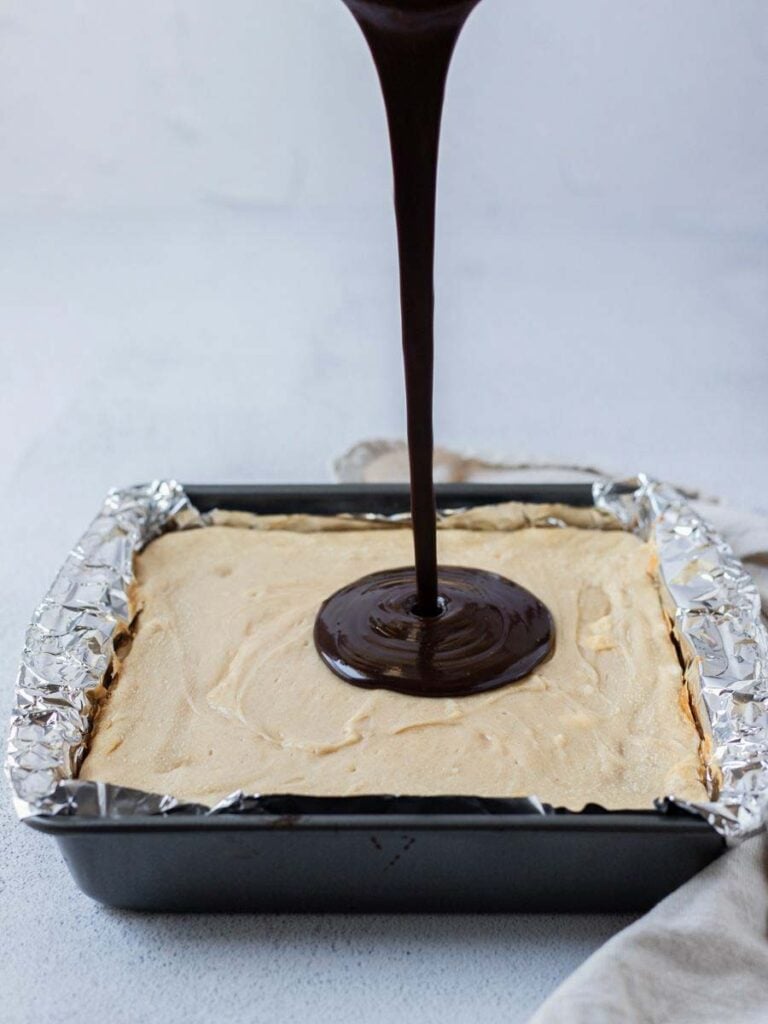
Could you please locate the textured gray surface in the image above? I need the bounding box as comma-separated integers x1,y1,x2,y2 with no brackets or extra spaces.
1,0,767,1019
1,210,766,1024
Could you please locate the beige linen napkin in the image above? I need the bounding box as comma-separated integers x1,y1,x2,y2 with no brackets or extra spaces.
529,836,768,1024
337,441,768,1024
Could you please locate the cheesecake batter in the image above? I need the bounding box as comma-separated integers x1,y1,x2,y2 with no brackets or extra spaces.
80,505,707,810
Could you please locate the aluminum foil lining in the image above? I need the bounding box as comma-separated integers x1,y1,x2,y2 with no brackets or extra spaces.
594,478,768,842
6,476,768,842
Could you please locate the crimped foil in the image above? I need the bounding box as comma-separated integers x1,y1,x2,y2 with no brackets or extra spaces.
6,477,768,842
595,477,768,842
5,481,202,819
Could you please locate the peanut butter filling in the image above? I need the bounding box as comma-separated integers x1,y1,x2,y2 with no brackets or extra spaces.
80,504,707,810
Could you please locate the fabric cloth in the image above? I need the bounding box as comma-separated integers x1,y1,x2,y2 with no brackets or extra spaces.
530,836,768,1024
337,442,768,1024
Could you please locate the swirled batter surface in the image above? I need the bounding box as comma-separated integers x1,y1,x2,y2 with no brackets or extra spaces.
80,505,706,809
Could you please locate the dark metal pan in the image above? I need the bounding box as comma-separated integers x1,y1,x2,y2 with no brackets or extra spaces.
26,483,723,912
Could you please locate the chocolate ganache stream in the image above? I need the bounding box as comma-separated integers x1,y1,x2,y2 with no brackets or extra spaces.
314,0,554,697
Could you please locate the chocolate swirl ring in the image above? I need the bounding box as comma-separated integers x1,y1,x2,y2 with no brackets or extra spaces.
314,566,554,698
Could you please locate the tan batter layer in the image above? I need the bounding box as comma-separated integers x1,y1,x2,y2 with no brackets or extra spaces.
80,505,707,809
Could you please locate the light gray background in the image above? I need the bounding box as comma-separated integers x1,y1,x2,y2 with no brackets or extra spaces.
1,2,767,1022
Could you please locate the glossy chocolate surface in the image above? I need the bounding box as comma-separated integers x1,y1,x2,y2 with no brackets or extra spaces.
315,565,554,697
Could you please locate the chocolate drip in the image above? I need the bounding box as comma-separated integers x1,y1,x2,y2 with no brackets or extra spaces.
314,0,555,696
344,0,480,615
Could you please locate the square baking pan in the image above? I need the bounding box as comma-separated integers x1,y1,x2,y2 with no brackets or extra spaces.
24,482,725,913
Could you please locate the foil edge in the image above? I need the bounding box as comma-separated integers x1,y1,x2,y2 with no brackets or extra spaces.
594,475,768,843
4,481,199,819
